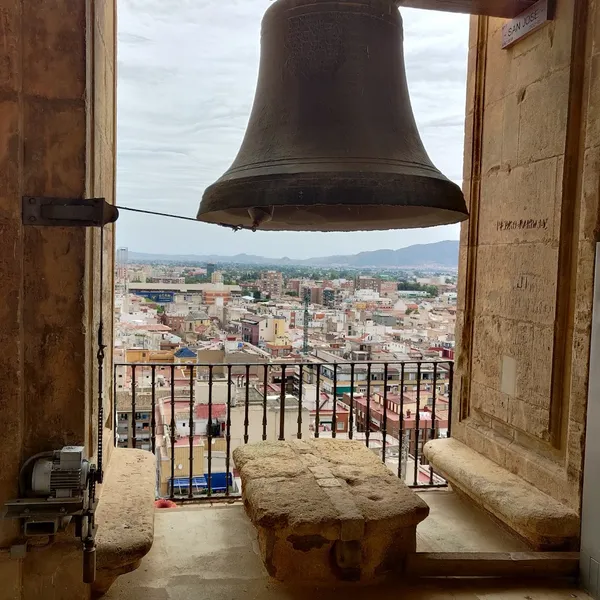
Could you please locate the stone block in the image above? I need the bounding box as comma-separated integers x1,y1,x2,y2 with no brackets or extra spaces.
593,0,600,57
23,98,86,197
508,398,551,441
484,25,511,106
573,247,596,330
22,538,88,600
471,312,546,404
0,100,20,200
456,244,468,303
468,15,478,48
481,99,504,174
569,327,593,426
234,439,429,583
94,449,156,596
474,243,558,326
0,557,21,600
580,148,600,241
566,420,586,482
553,155,565,239
501,90,520,166
465,44,477,116
502,441,575,510
517,67,570,164
22,0,86,100
424,438,579,549
508,14,572,93
459,418,510,467
529,325,554,400
470,380,509,423
0,0,20,94
479,158,558,245
462,112,474,184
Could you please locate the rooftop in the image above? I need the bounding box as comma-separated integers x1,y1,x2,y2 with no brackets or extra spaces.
195,403,227,420
174,347,198,358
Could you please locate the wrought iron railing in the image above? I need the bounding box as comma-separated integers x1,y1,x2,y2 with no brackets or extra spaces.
113,359,453,501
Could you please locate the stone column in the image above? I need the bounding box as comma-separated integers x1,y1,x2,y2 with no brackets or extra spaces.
0,1,116,598
452,0,600,513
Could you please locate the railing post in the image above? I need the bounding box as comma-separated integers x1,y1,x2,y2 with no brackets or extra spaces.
188,365,194,499
429,362,438,485
366,363,372,447
244,364,250,444
297,365,303,439
169,364,175,500
349,363,355,440
448,361,454,437
382,363,388,463
151,365,156,455
315,365,321,438
332,363,338,438
413,362,422,486
398,362,405,480
225,365,232,497
279,365,287,441
262,365,268,441
113,365,118,447
207,365,213,498
131,365,137,450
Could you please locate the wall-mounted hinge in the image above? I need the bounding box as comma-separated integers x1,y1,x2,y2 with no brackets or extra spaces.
22,197,119,227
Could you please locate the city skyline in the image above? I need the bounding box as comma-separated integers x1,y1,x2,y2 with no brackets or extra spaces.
116,0,469,258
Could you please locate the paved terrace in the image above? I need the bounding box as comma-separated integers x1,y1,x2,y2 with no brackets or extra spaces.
99,490,587,600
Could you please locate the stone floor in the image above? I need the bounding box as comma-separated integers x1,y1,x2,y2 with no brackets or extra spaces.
105,491,584,600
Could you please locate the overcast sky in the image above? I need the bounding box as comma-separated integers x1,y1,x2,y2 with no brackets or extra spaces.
116,0,469,259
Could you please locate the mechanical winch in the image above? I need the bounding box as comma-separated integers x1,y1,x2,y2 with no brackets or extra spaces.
2,446,98,583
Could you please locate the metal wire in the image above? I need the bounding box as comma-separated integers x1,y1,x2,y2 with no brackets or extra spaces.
116,205,243,231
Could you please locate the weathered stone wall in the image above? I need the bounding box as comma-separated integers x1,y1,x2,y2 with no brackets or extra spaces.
0,0,116,598
455,0,600,511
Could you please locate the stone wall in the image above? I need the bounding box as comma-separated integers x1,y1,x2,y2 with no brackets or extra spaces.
0,0,116,598
455,0,600,511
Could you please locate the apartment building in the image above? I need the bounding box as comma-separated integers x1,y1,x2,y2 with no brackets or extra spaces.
259,270,284,298
355,275,380,292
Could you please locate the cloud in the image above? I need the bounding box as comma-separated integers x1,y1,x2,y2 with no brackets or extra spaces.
116,1,468,259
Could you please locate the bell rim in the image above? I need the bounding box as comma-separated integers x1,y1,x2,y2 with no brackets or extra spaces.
197,172,468,232
197,205,469,232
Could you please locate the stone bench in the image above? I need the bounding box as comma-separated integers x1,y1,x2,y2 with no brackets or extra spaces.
93,448,156,597
423,438,579,550
233,439,429,583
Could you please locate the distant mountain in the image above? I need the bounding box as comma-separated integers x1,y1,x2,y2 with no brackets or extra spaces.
128,240,459,269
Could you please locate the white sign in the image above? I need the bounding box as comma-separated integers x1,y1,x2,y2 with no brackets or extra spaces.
502,0,551,49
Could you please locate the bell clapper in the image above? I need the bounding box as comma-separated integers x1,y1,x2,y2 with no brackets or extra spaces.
248,206,274,231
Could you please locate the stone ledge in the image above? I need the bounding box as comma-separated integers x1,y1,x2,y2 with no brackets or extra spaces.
234,439,429,583
93,448,156,597
423,438,579,550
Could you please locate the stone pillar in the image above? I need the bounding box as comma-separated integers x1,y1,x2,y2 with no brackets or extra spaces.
453,0,600,512
0,1,116,598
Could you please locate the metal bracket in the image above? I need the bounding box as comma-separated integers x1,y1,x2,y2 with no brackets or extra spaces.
22,196,119,227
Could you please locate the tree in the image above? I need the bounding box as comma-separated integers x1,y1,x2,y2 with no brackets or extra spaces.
185,275,209,284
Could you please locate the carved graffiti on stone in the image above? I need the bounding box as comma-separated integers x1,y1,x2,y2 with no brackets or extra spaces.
515,274,530,290
496,218,549,231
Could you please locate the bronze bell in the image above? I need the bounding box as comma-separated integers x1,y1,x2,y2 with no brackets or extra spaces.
197,0,468,232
